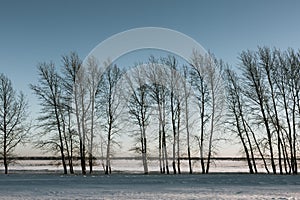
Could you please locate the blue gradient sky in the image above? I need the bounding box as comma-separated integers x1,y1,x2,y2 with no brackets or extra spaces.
1,0,300,156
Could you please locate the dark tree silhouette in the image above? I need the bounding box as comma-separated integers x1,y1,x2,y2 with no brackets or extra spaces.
0,73,28,174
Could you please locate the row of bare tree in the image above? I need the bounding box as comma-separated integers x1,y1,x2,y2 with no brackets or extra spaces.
1,47,299,174
225,47,300,174
28,51,225,175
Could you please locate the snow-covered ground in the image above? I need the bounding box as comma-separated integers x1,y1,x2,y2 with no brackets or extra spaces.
6,159,267,173
0,173,299,199
1,159,299,199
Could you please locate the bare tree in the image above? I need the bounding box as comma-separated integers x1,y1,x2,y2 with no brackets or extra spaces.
97,62,124,174
31,63,68,174
274,50,294,174
190,52,210,173
0,73,28,174
147,59,170,174
230,47,300,174
224,68,256,174
190,51,225,173
284,49,300,174
239,50,277,174
58,98,75,174
64,53,102,175
75,66,89,175
205,55,225,173
163,56,183,174
183,65,193,174
258,47,283,174
125,66,150,174
86,57,102,174
176,100,181,174
61,52,86,174
274,48,300,174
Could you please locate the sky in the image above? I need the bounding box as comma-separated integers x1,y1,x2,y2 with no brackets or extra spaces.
1,0,300,156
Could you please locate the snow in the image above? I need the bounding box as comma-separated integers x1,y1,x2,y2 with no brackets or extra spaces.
0,173,299,199
6,159,269,173
1,159,300,199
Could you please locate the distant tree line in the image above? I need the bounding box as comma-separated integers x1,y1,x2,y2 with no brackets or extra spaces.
1,46,300,175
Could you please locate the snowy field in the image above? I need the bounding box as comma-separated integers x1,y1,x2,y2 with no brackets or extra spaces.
1,159,300,199
6,158,268,173
0,173,300,199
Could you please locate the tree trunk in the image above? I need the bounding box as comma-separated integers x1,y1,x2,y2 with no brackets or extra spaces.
74,83,86,175
281,139,289,174
89,153,93,174
256,85,276,173
78,140,85,175
170,90,177,174
81,95,87,175
4,160,8,175
244,125,256,173
68,127,74,174
188,147,192,174
268,76,283,174
206,89,215,174
106,131,111,174
159,129,163,173
142,136,148,174
61,113,74,174
171,107,177,174
89,87,96,174
67,112,74,174
234,112,254,174
240,134,254,174
200,88,206,174
82,142,86,175
183,67,192,174
292,102,297,174
3,119,8,174
162,128,169,174
157,97,164,174
244,120,270,173
177,104,181,174
60,145,67,175
4,142,8,174
171,114,177,174
54,104,67,174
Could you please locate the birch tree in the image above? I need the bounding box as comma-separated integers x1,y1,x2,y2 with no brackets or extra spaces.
86,57,102,174
205,56,225,173
125,66,150,174
190,52,210,173
97,63,124,174
147,59,170,174
61,52,86,175
163,56,183,174
183,65,193,174
190,51,225,173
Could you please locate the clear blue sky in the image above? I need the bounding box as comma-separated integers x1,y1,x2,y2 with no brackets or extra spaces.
1,0,300,156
